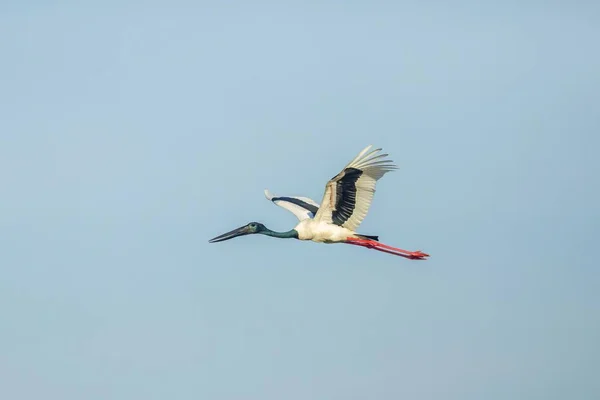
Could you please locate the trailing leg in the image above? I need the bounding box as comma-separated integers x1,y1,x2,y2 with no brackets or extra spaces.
345,237,429,260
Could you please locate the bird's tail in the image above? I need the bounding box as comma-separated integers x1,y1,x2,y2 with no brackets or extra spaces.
355,234,379,241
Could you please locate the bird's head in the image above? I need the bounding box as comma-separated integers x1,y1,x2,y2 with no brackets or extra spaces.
208,221,267,243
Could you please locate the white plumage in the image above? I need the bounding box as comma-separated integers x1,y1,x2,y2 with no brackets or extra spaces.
313,145,397,231
263,189,320,221
265,144,397,243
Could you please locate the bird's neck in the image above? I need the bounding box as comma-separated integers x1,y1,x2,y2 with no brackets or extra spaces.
262,229,298,239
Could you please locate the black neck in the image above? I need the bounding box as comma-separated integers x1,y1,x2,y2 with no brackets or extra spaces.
262,229,298,239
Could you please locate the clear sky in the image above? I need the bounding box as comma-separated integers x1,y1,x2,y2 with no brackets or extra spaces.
1,2,599,399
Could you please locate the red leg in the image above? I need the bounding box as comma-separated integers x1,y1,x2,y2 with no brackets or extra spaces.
345,237,429,260
346,241,416,259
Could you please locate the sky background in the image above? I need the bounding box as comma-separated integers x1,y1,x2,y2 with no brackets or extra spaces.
1,1,599,399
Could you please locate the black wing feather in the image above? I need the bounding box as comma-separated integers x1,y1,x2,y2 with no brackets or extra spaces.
271,196,319,216
331,167,363,226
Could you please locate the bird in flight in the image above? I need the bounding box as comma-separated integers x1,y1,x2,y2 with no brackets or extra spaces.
209,145,429,260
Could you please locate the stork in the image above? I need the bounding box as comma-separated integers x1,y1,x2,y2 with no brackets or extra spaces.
209,145,429,260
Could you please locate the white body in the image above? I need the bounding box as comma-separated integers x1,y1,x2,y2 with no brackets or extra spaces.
294,219,358,243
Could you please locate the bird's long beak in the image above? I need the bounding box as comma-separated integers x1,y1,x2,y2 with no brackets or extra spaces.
208,225,251,243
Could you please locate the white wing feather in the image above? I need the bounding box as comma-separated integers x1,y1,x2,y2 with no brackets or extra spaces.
264,189,320,221
313,145,397,231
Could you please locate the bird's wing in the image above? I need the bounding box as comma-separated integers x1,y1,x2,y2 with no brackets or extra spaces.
313,145,397,231
264,189,320,221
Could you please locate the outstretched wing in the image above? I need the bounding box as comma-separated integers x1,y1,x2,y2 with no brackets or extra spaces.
264,189,320,221
313,145,397,231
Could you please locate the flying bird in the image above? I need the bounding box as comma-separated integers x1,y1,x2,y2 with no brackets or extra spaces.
209,145,429,260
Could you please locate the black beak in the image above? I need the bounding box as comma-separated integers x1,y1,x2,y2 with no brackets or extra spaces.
208,225,251,243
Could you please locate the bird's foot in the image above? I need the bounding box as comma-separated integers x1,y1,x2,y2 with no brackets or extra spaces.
407,251,429,260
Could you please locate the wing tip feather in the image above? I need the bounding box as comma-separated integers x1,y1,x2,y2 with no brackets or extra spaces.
264,189,274,200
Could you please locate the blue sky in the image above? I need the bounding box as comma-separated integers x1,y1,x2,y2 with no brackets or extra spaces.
1,2,599,399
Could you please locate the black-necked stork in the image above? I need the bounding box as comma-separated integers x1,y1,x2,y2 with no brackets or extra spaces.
209,145,429,260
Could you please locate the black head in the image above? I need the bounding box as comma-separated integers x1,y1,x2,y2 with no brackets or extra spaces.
208,222,267,243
